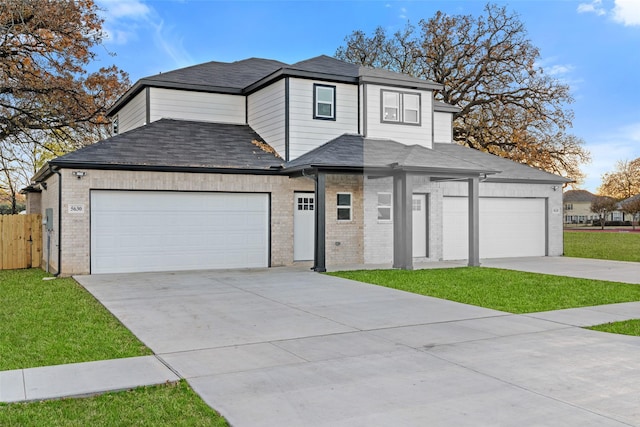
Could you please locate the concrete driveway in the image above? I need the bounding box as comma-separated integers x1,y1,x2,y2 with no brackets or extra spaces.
76,261,640,426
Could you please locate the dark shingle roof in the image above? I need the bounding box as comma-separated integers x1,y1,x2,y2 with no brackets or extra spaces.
433,143,571,183
110,55,444,115
563,189,597,202
51,119,283,171
285,134,496,176
141,58,286,92
289,55,360,77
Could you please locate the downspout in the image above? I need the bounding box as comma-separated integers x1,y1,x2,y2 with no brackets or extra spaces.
51,165,62,277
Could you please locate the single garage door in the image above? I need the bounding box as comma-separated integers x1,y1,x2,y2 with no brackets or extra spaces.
91,191,269,274
443,197,546,260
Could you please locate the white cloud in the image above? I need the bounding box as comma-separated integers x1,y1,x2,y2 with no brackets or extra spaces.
102,0,150,19
546,64,575,76
578,0,640,26
612,0,640,26
577,0,606,16
96,0,193,68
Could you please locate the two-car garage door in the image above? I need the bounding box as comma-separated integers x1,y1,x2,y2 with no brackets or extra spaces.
91,191,269,274
443,197,546,260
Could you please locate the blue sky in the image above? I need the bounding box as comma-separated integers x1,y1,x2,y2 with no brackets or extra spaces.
94,0,640,192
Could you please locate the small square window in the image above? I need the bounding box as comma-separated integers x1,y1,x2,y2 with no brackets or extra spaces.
377,192,392,221
314,84,336,120
337,193,352,221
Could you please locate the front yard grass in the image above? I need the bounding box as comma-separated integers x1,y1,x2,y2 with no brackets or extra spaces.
0,380,228,427
564,231,640,262
0,269,151,371
329,267,640,314
1,269,229,425
588,319,640,337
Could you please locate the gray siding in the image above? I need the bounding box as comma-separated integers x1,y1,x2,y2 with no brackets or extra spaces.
149,88,245,124
364,84,433,148
288,78,358,160
118,90,146,134
433,111,453,143
248,79,286,158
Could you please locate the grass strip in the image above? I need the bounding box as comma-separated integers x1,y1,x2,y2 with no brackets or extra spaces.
588,319,640,337
328,267,640,314
564,231,640,262
0,380,228,427
0,269,151,371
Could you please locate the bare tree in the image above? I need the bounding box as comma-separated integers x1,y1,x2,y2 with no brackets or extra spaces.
620,195,640,230
590,196,619,230
598,158,640,199
0,0,130,200
336,3,590,183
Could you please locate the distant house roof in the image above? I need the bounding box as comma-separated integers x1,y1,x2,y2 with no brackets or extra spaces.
37,119,283,179
109,55,446,116
433,143,572,184
285,134,497,177
563,189,597,202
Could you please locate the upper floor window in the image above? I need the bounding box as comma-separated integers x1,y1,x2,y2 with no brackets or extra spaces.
112,115,119,135
564,203,573,210
314,84,336,120
381,90,420,125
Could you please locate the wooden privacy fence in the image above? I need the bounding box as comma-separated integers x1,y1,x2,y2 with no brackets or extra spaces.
0,214,42,270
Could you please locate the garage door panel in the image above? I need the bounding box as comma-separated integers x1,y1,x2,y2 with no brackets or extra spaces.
443,197,546,261
91,191,269,274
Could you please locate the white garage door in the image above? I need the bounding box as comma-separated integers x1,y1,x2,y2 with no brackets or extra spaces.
91,191,269,274
443,197,546,261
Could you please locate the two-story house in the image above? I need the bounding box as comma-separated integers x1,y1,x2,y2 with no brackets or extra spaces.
25,55,569,275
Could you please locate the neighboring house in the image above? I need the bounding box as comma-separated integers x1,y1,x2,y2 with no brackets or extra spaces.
563,189,599,224
563,189,630,224
24,55,569,275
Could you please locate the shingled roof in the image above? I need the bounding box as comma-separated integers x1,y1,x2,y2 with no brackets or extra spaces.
433,143,572,183
285,134,497,176
109,55,444,116
563,189,597,202
49,119,284,172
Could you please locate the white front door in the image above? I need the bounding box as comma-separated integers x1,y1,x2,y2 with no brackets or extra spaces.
412,194,427,258
293,192,315,261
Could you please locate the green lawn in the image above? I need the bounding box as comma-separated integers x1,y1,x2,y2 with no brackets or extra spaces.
588,319,640,336
0,380,228,427
564,231,640,262
1,269,229,425
0,269,151,371
328,267,640,314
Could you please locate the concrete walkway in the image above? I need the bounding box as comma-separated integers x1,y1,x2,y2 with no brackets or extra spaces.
2,257,640,426
0,356,178,403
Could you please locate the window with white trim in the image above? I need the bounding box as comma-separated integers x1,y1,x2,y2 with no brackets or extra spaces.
377,192,392,221
381,90,421,125
314,84,336,120
337,193,352,221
